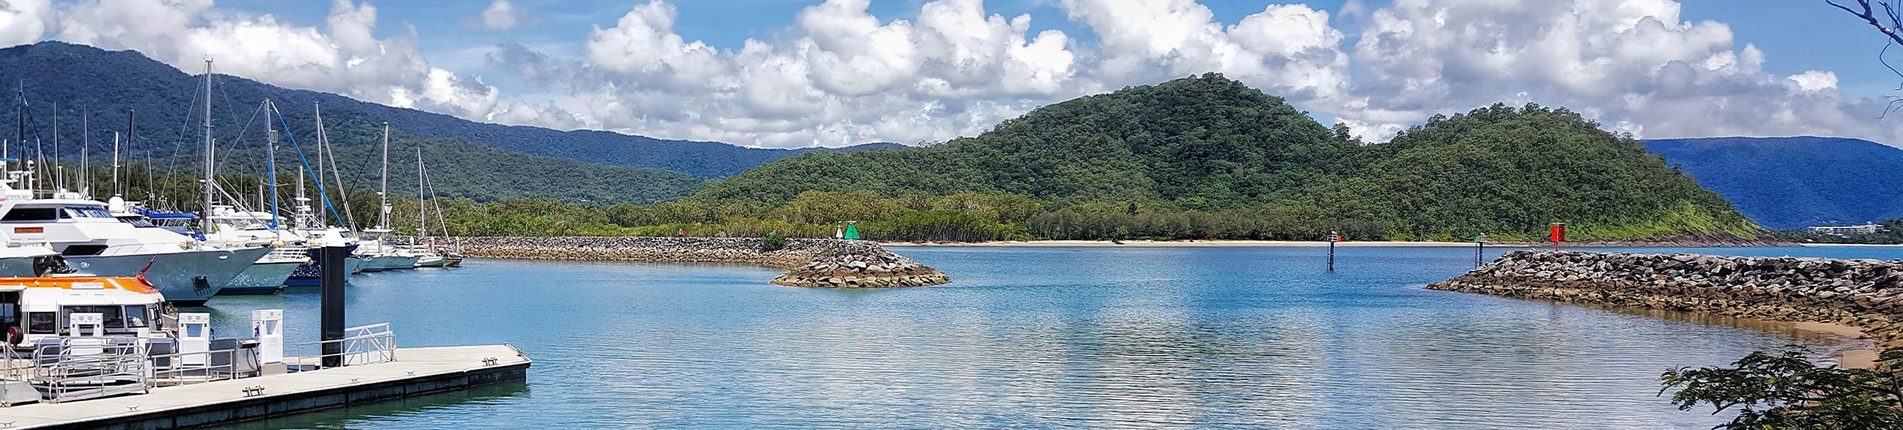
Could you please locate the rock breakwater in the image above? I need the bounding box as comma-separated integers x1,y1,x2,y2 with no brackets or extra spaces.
456,236,949,288
1430,251,1903,347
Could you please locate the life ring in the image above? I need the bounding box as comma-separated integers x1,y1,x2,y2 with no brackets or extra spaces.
5,326,21,345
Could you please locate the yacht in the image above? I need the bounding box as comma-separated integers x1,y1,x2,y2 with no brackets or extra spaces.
199,204,305,295
0,192,267,305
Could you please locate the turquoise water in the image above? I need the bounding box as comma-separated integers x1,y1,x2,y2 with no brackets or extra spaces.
195,246,1900,429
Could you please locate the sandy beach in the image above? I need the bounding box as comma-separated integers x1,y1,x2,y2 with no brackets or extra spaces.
883,239,1514,248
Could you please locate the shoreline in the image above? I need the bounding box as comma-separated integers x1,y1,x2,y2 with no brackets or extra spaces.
882,239,1795,248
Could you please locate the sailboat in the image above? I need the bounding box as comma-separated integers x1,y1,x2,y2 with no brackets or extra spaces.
198,99,307,295
285,101,364,285
354,123,419,272
408,148,461,268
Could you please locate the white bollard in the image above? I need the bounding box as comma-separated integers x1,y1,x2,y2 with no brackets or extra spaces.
179,313,212,366
251,309,284,364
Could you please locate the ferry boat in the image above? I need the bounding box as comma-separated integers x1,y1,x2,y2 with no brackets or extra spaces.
1,274,169,348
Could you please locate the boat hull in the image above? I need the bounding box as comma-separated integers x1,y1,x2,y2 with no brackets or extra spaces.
65,247,269,306
360,255,419,272
0,256,40,276
415,255,447,268
219,260,302,295
287,256,365,286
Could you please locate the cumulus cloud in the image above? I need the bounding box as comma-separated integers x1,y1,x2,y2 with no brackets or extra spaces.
1337,0,1903,144
48,0,501,121
494,0,1352,148
15,0,1902,150
479,0,523,30
0,0,51,47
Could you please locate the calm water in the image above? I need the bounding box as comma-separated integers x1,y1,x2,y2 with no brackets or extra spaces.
192,246,1901,429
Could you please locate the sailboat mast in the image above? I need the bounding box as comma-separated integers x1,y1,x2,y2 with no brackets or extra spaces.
296,164,306,230
378,122,389,231
416,148,425,239
313,102,325,226
80,114,87,195
201,59,215,235
118,110,130,197
265,99,280,230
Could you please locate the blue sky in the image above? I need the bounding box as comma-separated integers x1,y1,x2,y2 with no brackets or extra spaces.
8,0,1902,148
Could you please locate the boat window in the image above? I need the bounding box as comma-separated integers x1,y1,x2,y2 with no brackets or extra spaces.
60,245,109,256
61,206,115,219
122,305,150,328
28,312,54,334
0,293,16,328
1,208,58,222
63,305,126,330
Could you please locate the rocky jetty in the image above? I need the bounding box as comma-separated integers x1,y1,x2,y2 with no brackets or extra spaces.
1430,251,1903,347
456,236,949,288
770,241,950,288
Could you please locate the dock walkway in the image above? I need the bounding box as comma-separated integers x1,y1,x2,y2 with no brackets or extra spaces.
2,345,530,429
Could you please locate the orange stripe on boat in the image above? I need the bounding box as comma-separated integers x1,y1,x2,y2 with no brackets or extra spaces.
0,276,160,294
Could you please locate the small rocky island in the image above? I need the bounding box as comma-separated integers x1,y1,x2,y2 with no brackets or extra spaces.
1431,251,1903,347
456,237,949,288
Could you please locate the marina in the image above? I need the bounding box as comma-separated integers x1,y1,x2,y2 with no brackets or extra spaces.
0,59,505,428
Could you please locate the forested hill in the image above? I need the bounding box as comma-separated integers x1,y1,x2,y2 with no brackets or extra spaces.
693,74,1758,241
0,41,883,179
1644,137,1903,230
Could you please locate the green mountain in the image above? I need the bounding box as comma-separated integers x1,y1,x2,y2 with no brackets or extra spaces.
692,74,1758,241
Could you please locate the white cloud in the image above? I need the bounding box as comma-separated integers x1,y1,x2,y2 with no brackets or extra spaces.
479,0,522,30
1337,0,1903,144
0,0,51,47
49,0,501,122
16,0,1902,150
1789,70,1837,93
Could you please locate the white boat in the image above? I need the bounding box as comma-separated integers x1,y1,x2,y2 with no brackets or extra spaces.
0,194,267,306
407,148,462,269
1,275,170,348
200,205,306,295
353,123,419,272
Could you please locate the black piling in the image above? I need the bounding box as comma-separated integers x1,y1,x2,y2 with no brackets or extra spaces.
1327,230,1338,271
318,246,348,368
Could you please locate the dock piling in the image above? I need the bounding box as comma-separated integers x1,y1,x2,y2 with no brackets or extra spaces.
319,246,347,368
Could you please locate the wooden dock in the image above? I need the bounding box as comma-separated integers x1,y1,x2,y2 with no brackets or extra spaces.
2,345,530,429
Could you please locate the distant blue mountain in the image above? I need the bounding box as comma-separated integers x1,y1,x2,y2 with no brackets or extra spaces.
1644,136,1903,230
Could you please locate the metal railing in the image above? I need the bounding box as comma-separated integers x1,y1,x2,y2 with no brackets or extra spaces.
0,322,396,407
26,338,152,403
286,323,396,369
145,344,255,387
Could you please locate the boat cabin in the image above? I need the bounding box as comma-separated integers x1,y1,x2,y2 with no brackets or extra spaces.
1,276,169,348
